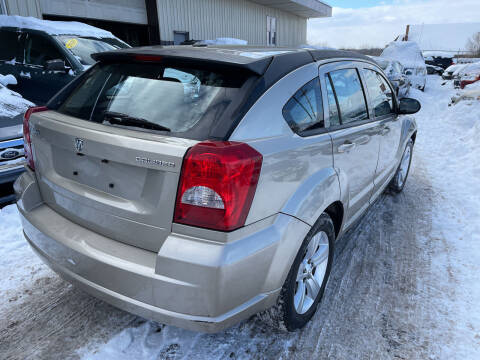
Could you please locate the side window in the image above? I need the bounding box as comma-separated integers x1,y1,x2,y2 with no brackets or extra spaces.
363,69,394,117
325,75,340,126
0,31,19,61
24,33,65,66
282,78,324,134
328,69,369,125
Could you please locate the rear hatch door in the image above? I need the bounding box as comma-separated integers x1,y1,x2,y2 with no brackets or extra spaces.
30,110,195,252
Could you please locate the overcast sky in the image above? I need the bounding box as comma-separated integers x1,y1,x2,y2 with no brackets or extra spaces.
307,0,480,49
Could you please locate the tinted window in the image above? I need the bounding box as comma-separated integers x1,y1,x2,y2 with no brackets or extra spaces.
329,69,368,124
363,69,394,117
0,30,19,61
24,33,65,66
325,75,340,126
56,62,251,139
282,78,324,134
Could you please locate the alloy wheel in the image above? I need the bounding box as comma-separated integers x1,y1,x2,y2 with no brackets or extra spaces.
294,231,329,314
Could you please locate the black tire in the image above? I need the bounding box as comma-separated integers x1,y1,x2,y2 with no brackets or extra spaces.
389,139,414,193
261,213,335,331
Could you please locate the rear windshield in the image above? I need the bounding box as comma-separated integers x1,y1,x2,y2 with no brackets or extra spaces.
56,62,254,140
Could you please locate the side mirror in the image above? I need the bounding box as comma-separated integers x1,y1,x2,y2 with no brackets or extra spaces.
398,98,421,115
404,70,413,76
45,59,67,72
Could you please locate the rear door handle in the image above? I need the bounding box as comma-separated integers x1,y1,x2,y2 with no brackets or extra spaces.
338,141,356,153
380,126,391,135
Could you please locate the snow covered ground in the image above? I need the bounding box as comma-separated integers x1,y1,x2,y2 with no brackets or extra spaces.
0,75,479,359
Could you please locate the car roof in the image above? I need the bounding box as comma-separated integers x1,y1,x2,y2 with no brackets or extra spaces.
92,45,374,76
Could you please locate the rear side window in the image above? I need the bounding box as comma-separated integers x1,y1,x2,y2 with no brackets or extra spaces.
56,62,252,140
363,69,394,117
282,78,324,135
0,30,19,61
328,69,369,125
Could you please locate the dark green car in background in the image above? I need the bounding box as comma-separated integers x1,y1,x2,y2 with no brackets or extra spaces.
0,16,130,105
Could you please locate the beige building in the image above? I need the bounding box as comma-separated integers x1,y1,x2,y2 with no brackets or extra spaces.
0,0,331,46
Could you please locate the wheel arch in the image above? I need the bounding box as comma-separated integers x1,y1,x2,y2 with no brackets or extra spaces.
280,167,343,229
324,201,344,239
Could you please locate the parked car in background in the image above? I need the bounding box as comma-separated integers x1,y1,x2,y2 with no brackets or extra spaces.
381,41,427,91
371,56,411,98
453,62,480,89
426,64,444,75
0,15,130,105
16,46,420,333
423,51,454,70
0,77,33,204
442,63,466,80
0,113,24,204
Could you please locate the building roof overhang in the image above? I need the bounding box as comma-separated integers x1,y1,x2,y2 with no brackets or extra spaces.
249,0,332,18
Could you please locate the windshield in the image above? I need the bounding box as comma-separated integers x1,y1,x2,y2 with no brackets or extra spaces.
55,36,130,65
55,62,253,139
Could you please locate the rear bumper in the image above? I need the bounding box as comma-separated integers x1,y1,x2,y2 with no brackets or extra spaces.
15,170,310,332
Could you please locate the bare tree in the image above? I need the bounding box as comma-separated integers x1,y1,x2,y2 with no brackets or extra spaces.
466,32,480,57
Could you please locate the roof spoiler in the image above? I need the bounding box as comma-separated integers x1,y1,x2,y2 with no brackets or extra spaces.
91,50,272,75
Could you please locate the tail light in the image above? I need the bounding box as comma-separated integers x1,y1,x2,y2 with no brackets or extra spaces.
174,141,262,231
23,106,48,170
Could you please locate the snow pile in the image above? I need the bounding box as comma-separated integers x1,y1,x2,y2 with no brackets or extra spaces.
0,15,114,38
381,41,426,69
409,77,480,358
202,38,247,45
0,74,17,86
0,81,33,118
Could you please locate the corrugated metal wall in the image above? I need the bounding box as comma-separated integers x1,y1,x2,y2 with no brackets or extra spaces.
157,0,307,46
39,0,148,24
4,0,42,17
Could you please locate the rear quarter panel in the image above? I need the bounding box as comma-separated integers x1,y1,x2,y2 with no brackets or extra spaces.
230,63,341,228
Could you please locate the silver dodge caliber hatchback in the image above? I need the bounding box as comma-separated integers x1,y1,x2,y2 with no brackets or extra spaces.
15,46,420,332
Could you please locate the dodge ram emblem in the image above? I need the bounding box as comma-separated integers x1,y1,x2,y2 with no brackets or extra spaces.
75,138,85,153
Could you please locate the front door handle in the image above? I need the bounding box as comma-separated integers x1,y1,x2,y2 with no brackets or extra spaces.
338,141,356,153
354,135,370,145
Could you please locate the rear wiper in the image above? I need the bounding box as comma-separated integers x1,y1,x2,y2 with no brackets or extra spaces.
103,111,171,132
